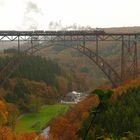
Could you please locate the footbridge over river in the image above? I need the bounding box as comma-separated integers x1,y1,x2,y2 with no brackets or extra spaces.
0,30,140,87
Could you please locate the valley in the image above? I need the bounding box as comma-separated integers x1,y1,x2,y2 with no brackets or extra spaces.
0,27,140,140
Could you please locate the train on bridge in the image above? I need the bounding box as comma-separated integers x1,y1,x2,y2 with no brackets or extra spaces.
0,28,105,35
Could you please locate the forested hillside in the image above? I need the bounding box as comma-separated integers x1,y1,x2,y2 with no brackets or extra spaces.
48,79,140,140
0,53,92,139
84,86,140,139
0,55,89,112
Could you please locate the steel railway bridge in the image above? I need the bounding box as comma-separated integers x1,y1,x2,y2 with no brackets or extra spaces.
0,30,140,87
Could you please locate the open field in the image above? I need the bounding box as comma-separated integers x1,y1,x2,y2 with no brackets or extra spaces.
15,104,70,133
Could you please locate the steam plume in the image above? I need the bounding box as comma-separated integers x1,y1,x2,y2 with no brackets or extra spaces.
22,0,42,30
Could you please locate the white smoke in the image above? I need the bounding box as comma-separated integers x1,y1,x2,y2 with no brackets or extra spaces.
22,0,43,30
48,20,62,30
48,21,92,30
26,1,42,14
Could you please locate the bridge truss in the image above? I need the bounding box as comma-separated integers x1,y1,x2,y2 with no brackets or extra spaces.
0,30,140,87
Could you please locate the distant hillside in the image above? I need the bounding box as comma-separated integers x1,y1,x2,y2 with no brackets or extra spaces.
104,26,140,33
1,27,140,89
37,27,140,89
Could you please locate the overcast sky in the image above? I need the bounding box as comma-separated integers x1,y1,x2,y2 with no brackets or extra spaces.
0,0,140,30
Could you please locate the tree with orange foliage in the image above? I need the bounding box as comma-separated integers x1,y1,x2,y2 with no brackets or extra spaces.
0,126,47,140
57,76,68,95
0,100,8,125
17,132,46,140
49,95,99,140
7,103,19,130
0,126,15,140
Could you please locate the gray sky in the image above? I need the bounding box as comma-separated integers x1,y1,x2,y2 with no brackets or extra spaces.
0,0,140,30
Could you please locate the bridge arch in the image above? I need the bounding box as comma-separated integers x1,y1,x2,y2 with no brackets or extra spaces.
0,42,122,87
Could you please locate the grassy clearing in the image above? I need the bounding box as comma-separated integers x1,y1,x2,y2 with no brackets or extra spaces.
15,104,69,133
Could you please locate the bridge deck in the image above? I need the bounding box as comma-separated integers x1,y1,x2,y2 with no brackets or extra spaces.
0,30,140,36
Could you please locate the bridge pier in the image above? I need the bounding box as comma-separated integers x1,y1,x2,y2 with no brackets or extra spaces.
18,36,20,53
96,35,99,63
121,35,138,81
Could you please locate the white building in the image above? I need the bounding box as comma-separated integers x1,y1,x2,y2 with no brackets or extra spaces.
61,91,85,104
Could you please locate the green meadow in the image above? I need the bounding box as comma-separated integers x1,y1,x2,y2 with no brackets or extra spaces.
16,104,69,133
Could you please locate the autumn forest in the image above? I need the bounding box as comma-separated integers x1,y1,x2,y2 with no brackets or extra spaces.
0,27,140,140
